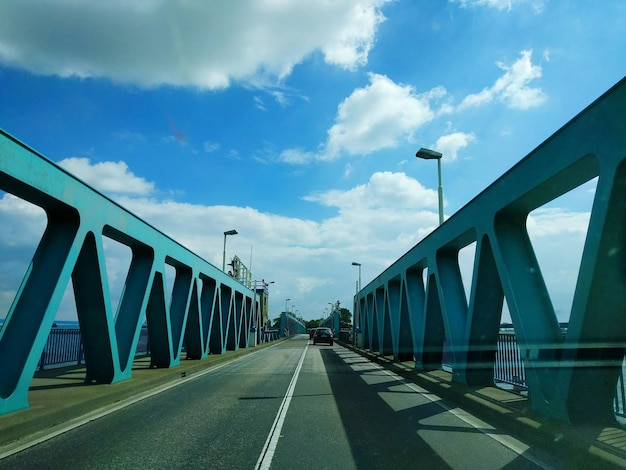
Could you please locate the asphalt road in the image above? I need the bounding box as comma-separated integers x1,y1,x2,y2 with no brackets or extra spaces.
1,336,551,469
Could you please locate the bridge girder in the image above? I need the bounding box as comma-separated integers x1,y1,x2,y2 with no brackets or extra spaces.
355,78,626,425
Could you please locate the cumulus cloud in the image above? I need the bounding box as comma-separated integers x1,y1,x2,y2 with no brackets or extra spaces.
433,132,476,162
304,171,439,211
0,1,390,89
324,74,435,159
58,157,154,195
459,50,547,110
280,73,438,163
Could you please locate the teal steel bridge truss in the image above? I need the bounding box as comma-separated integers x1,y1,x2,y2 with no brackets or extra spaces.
355,78,626,425
279,312,306,336
0,132,259,415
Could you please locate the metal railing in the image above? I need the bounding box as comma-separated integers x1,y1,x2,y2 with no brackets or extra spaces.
493,332,527,389
443,332,626,418
38,327,150,370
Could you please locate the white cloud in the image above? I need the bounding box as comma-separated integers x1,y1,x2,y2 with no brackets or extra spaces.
0,194,46,247
459,50,547,110
304,171,438,211
278,148,317,164
320,1,388,70
280,73,439,164
527,208,590,237
433,132,476,162
0,1,391,89
203,141,221,153
324,74,435,159
526,207,591,319
58,157,155,195
254,96,267,111
450,0,546,13
343,163,355,178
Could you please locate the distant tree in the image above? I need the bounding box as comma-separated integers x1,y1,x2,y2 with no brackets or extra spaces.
272,317,281,329
305,319,321,330
339,308,352,328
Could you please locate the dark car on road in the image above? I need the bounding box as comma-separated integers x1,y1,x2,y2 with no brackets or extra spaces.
308,328,317,339
313,327,334,346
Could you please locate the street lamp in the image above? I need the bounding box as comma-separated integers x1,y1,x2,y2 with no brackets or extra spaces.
415,147,444,225
222,229,238,271
351,262,361,291
351,262,362,345
285,298,290,313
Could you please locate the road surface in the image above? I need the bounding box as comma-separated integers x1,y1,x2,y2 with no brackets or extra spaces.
1,336,549,469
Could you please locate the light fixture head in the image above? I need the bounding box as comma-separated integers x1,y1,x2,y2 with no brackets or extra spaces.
224,229,238,236
415,147,442,160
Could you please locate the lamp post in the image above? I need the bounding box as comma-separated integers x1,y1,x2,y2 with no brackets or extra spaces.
222,229,238,271
264,281,274,329
351,262,361,345
415,147,444,225
351,262,361,291
285,298,290,313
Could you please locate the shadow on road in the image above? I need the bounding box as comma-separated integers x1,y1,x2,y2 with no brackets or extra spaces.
320,347,547,469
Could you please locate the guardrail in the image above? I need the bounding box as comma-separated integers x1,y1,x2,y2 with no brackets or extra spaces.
442,331,626,418
493,332,527,389
37,327,150,371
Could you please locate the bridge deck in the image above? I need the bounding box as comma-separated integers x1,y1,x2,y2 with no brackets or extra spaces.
1,340,625,467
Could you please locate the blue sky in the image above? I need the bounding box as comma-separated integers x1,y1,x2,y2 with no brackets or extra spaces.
1,0,625,322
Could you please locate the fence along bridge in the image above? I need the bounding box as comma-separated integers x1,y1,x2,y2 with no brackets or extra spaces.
355,77,626,425
0,129,261,416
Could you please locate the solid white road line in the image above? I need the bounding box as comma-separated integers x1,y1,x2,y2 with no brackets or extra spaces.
255,342,309,470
